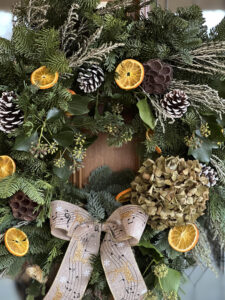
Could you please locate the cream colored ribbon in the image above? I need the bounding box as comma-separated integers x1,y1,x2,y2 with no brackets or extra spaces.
44,200,148,300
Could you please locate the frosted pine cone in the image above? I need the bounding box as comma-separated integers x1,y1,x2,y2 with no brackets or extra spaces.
77,65,104,93
201,164,218,187
0,91,24,133
160,89,190,118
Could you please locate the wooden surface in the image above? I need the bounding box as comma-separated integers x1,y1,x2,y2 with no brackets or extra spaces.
74,134,140,187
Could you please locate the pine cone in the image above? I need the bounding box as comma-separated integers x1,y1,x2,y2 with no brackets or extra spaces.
77,65,104,93
201,164,218,187
0,91,24,133
9,191,40,221
141,59,173,94
131,156,209,230
160,89,190,118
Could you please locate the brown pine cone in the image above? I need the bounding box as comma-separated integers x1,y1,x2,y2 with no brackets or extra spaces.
141,59,173,94
9,191,40,221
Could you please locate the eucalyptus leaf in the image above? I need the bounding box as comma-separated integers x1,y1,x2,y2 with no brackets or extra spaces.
159,268,181,293
67,95,92,115
46,108,62,121
13,131,38,151
137,98,155,129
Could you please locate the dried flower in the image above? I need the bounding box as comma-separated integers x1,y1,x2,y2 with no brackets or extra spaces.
163,291,178,300
144,290,158,300
54,157,66,168
131,156,209,230
154,264,168,279
184,133,202,149
30,142,48,158
200,123,211,138
47,141,59,155
112,103,123,114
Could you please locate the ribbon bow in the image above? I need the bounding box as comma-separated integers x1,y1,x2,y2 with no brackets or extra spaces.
44,200,148,300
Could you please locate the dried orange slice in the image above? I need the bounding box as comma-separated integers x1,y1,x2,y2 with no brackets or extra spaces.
168,223,199,253
0,155,16,180
116,188,132,203
31,66,59,89
65,89,76,117
5,228,29,257
115,59,144,90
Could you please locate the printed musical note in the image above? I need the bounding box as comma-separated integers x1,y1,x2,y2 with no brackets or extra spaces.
65,210,71,228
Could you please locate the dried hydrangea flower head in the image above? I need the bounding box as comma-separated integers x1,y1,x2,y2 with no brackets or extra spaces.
131,156,209,230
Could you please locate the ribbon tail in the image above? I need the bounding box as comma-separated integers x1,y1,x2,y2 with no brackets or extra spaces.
101,233,147,300
44,229,101,300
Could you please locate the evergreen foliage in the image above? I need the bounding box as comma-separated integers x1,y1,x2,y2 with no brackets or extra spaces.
0,0,225,299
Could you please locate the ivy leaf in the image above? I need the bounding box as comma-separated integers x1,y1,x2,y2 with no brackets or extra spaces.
46,108,62,121
159,268,181,293
53,160,72,180
54,130,74,147
13,131,38,151
188,136,218,163
67,95,92,115
137,98,155,129
138,240,164,262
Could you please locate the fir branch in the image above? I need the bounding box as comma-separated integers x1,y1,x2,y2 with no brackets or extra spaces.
97,0,133,15
68,27,124,68
192,222,217,275
171,80,225,118
0,38,14,64
61,3,83,56
210,155,225,185
208,186,225,247
0,175,46,205
13,0,50,29
172,42,225,78
87,191,105,221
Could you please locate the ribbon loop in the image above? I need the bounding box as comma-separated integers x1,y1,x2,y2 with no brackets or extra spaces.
44,201,148,300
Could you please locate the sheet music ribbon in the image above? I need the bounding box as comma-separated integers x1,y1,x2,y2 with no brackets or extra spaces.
44,200,148,300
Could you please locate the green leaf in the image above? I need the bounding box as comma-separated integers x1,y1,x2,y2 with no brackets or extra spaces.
67,95,92,116
138,240,164,258
159,268,181,293
46,108,62,121
188,136,218,163
53,160,72,180
13,131,38,151
137,98,155,129
54,130,74,147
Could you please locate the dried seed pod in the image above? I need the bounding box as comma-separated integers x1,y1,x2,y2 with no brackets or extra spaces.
9,191,40,221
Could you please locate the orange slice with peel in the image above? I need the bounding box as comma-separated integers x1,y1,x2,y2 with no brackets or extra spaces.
31,66,59,89
116,188,132,203
5,228,29,257
0,155,16,180
168,223,199,253
115,59,145,90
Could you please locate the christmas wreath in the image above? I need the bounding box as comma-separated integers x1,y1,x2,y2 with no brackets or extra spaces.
0,0,225,299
